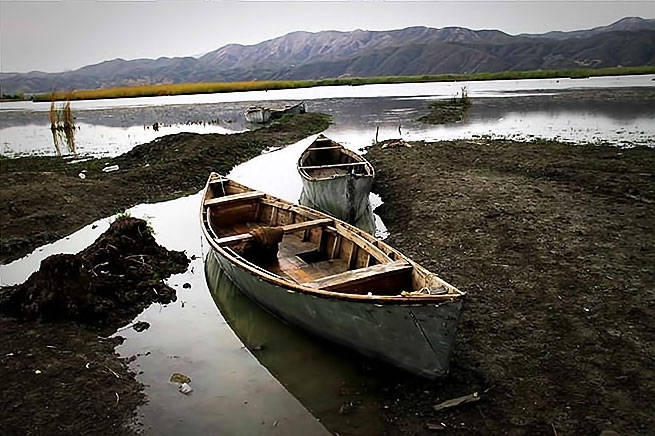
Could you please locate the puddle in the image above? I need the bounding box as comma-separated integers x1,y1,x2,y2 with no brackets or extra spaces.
0,122,244,158
0,193,333,435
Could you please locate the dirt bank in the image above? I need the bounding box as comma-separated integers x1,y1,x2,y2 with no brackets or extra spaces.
0,216,190,436
366,138,655,435
0,114,329,436
0,112,331,264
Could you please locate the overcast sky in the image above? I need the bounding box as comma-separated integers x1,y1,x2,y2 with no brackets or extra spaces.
1,1,654,73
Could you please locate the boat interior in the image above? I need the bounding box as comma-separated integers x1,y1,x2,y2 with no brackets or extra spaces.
298,136,373,180
203,176,436,297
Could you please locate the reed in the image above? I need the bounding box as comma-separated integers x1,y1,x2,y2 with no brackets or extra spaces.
48,93,76,154
49,100,57,127
33,65,655,102
418,86,472,125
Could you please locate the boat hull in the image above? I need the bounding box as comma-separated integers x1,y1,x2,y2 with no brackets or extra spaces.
299,175,376,234
244,108,271,124
206,248,463,379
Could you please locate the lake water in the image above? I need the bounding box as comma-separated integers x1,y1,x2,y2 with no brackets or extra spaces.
1,74,654,157
2,75,655,435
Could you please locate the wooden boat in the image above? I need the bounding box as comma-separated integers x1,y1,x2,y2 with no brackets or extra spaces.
244,106,271,124
200,173,465,379
271,101,306,120
297,134,376,234
244,101,306,124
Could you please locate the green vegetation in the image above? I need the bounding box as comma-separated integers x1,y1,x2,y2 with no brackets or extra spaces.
1,93,25,101
113,212,155,235
114,211,132,220
33,66,655,102
418,86,472,125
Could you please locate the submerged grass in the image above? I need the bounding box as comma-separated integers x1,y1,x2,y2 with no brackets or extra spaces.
33,66,655,102
418,86,472,124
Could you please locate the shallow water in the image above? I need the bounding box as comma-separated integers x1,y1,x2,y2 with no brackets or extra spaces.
1,75,654,157
0,183,400,435
0,193,337,436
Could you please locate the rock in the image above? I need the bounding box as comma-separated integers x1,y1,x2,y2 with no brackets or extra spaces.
169,372,191,384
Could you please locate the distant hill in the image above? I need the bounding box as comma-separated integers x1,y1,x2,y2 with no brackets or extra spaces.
2,17,655,95
520,16,655,40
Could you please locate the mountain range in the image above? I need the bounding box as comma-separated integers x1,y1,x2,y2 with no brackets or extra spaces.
2,17,654,95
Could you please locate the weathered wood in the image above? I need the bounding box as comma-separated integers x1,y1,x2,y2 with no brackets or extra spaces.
208,177,229,185
299,162,368,170
302,259,412,292
280,218,333,233
204,191,265,206
214,233,253,246
202,172,466,380
343,227,389,263
306,146,344,151
433,392,480,411
215,218,333,247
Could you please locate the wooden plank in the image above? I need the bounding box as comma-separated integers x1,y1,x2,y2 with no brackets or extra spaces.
330,234,342,259
302,259,412,292
305,146,344,151
299,162,367,170
208,177,229,185
204,191,265,206
214,218,333,247
345,230,389,263
214,233,253,246
280,218,333,233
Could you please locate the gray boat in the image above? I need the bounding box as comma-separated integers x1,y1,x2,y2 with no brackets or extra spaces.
200,173,465,379
297,134,376,234
244,101,306,124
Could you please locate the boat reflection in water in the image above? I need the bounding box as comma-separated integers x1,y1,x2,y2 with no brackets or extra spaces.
205,250,390,436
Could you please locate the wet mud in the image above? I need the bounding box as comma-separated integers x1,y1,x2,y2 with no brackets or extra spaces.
0,216,189,436
366,138,655,435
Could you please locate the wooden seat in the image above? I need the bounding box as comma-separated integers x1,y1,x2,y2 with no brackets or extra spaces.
215,218,333,247
204,191,265,207
301,259,412,294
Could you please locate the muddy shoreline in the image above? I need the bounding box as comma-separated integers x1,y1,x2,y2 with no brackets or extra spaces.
2,98,655,435
366,138,655,435
0,113,331,264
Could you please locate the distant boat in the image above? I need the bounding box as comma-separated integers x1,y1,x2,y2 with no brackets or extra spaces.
297,134,375,234
244,101,306,124
244,106,272,124
200,173,465,378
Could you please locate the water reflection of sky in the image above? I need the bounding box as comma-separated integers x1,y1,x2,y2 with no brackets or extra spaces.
1,122,245,157
2,76,654,157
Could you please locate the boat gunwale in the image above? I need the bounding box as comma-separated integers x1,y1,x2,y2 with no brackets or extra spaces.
297,135,375,182
200,174,464,305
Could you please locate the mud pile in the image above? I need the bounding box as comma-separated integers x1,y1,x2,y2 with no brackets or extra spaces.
0,216,189,326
